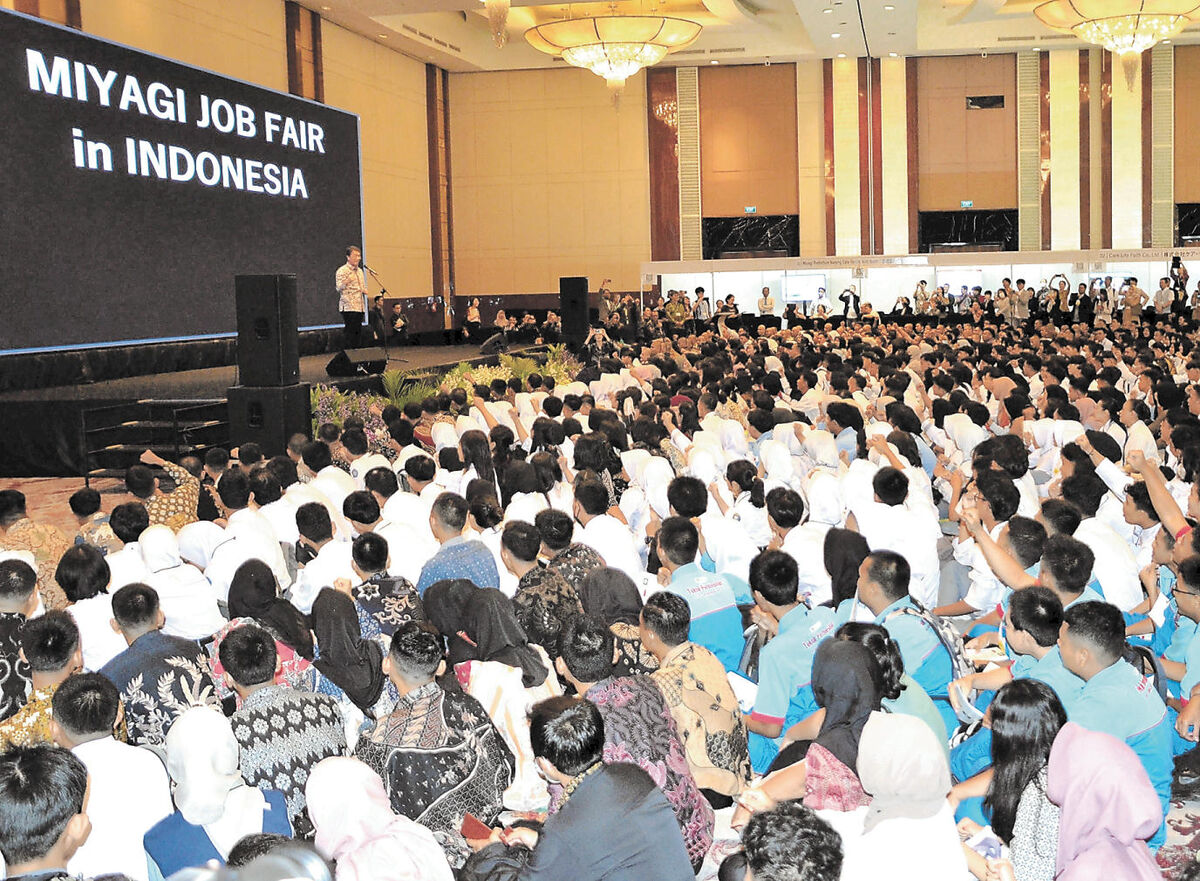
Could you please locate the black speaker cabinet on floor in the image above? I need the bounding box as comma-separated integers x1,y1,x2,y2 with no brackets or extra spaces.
478,333,508,355
227,383,311,456
560,276,589,350
325,347,388,377
235,274,300,387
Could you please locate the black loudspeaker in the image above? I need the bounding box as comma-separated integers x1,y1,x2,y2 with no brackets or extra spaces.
560,276,589,349
227,383,311,456
235,274,299,387
478,332,508,356
325,347,387,377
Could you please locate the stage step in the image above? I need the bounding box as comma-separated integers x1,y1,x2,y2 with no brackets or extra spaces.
81,399,230,486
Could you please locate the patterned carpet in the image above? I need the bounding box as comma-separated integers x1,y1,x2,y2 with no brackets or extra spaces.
3,475,1200,878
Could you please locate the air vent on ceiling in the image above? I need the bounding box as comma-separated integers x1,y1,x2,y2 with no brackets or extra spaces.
996,33,1075,42
709,46,747,54
399,23,464,55
673,49,707,56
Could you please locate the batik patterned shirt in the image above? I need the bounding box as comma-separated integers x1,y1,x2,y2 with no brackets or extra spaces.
354,681,514,867
230,684,347,836
2,519,72,610
145,461,200,531
546,543,606,593
353,574,424,644
0,683,57,748
0,612,31,721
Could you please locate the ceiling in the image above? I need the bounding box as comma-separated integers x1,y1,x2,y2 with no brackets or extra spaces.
299,0,1200,73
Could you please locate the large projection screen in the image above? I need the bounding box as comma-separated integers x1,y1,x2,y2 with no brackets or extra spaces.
0,8,364,354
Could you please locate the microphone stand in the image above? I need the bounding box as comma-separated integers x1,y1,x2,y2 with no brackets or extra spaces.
364,264,408,364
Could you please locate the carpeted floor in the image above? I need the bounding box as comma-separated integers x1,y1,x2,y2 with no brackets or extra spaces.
2,474,1199,878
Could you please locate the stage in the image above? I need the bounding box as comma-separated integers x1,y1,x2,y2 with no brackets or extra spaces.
0,343,529,478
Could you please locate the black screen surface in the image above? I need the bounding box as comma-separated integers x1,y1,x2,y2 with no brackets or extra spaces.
0,9,363,354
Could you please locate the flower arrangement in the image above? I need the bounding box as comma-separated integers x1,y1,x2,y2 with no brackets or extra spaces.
309,345,581,452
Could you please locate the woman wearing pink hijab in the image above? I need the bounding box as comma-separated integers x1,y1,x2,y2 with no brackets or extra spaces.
1046,722,1163,881
306,756,454,881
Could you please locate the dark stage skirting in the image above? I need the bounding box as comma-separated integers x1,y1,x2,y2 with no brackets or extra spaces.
0,343,542,478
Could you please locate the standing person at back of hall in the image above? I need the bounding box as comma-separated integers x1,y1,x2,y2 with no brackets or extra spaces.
336,245,368,348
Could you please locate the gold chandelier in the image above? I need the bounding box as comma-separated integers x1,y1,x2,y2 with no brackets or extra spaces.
483,0,510,48
1034,0,1200,86
525,14,702,92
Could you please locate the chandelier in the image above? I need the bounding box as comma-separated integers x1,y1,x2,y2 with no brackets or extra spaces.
1034,0,1200,86
525,14,702,92
483,0,510,47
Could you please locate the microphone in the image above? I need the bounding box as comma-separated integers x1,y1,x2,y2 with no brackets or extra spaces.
360,260,369,270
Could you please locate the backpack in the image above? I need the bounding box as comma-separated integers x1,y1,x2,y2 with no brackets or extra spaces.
884,600,978,721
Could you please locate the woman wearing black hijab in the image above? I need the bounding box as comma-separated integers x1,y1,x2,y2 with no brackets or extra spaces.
577,567,657,676
461,588,549,689
228,559,314,659
310,587,387,714
422,578,480,667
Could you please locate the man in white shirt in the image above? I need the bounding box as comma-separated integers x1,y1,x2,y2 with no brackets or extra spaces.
53,674,172,881
105,502,154,590
341,428,392,490
249,470,301,546
302,440,356,511
218,470,292,591
1120,398,1159,463
573,480,644,584
342,490,436,587
847,467,942,609
766,488,833,606
1061,472,1142,611
290,502,355,614
379,455,440,546
386,420,427,475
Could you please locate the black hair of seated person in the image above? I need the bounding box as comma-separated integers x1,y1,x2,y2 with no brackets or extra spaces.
1062,600,1125,665
866,550,911,604
108,501,149,545
535,509,574,552
976,468,1021,523
1006,516,1047,569
341,428,369,458
388,621,444,683
432,494,468,535
573,479,610,518
501,521,541,563
766,487,805,530
112,583,159,632
1125,480,1159,523
248,468,283,506
657,516,699,567
469,495,503,531
296,501,334,543
205,446,231,471
351,532,389,575
67,487,102,518
541,395,564,419
238,442,264,467
872,467,909,507
884,431,922,470
362,467,398,501
1040,534,1095,594
528,695,604,777
985,679,1067,844
343,490,381,526
750,550,799,608
0,744,89,868
641,590,691,647
1007,586,1064,649
741,800,843,881
834,622,904,701
219,623,278,688
964,401,990,427
388,417,415,448
437,447,462,473
1060,471,1107,518
559,614,616,684
51,672,119,742
124,464,156,500
226,833,297,869
218,468,252,510
343,415,366,432
266,455,300,490
317,423,342,444
405,454,436,483
1085,429,1122,464
727,460,765,508
560,417,583,439
1039,498,1082,536
1059,442,1095,476
54,544,110,603
667,476,707,518
21,611,79,673
746,408,775,436
301,440,333,473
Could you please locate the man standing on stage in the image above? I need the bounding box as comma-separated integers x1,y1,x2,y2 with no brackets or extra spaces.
336,245,368,348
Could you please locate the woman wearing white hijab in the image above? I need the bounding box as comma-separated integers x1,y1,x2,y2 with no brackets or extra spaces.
307,757,454,881
139,525,226,640
760,439,802,495
144,707,293,877
640,455,675,520
838,711,967,881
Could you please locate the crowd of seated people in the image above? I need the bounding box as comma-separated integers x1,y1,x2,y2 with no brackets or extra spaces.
5,287,1200,880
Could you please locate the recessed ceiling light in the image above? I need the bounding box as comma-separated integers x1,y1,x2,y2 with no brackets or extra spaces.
837,52,846,57
377,33,388,38
831,32,841,38
883,4,894,9
889,52,898,57
1162,39,1172,43
711,59,719,64
321,4,331,9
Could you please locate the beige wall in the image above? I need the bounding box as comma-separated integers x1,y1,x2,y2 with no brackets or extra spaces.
699,64,798,217
321,23,432,297
76,0,432,298
1176,46,1200,203
916,55,1017,211
449,68,650,296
